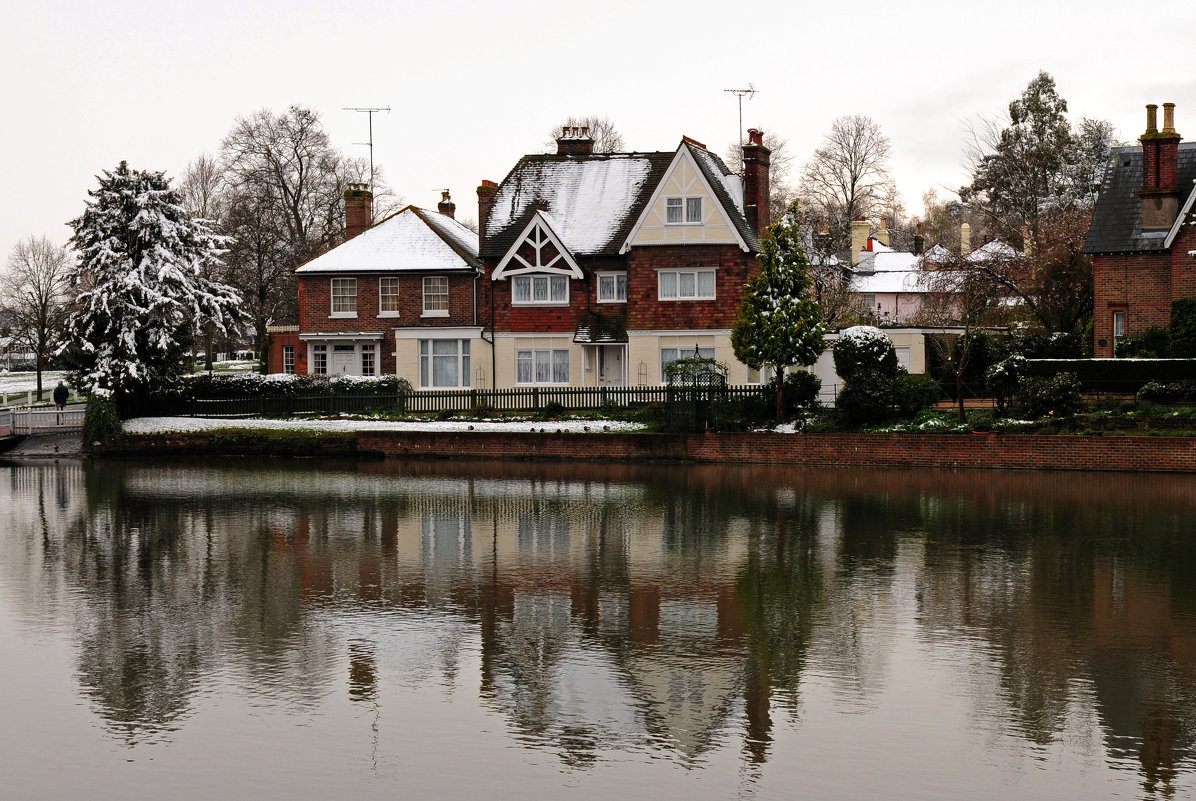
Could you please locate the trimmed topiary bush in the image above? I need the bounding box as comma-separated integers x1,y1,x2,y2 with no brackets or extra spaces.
1017,372,1085,419
833,327,901,425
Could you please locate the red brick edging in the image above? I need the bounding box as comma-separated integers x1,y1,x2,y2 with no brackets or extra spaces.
356,431,1196,473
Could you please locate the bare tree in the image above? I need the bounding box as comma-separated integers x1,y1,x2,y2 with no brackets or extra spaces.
544,115,626,153
178,154,233,371
1,236,74,400
798,115,898,254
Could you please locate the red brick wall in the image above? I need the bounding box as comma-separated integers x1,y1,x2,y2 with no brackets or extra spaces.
1092,224,1196,356
266,331,303,374
625,245,756,331
356,431,1196,473
298,272,478,372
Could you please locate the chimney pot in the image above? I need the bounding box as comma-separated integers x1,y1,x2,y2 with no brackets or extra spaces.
747,128,764,146
1162,102,1177,134
1145,104,1159,134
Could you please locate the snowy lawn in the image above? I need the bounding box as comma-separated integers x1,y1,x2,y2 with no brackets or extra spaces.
0,371,71,403
124,416,646,434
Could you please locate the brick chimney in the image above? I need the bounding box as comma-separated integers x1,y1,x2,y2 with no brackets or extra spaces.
1140,102,1182,229
741,128,771,238
438,189,456,219
476,179,498,234
877,218,891,247
344,183,372,241
556,126,595,156
913,222,924,256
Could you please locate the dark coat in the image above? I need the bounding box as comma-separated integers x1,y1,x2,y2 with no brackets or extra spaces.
53,384,69,405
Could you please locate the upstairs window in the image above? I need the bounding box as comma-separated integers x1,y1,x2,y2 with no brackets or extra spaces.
597,273,626,303
512,274,569,305
331,278,357,315
658,269,716,300
666,196,702,224
423,276,449,316
379,277,400,315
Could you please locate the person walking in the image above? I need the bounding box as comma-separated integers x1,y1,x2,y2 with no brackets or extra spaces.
53,380,69,425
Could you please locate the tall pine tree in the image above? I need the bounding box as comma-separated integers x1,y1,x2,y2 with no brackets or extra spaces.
732,201,825,420
65,161,243,398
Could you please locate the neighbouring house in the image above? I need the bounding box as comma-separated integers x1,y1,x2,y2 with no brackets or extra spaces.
1085,102,1196,357
274,186,483,380
476,127,771,388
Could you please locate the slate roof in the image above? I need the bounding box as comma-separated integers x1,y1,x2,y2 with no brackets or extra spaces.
480,142,760,260
573,311,628,344
1084,142,1196,254
296,206,481,274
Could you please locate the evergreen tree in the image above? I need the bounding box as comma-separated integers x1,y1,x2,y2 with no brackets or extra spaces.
732,201,825,420
65,161,243,399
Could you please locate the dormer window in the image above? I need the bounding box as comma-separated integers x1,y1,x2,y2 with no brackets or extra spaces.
666,196,702,224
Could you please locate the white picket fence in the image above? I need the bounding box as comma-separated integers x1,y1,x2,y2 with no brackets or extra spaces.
0,405,85,435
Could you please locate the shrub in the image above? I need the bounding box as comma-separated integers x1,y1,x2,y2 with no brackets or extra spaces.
968,409,998,432
539,401,566,420
1011,331,1083,360
893,373,941,417
1137,380,1196,403
1116,326,1170,358
833,327,900,426
1017,372,1085,419
1171,298,1196,358
766,370,822,418
837,378,897,426
985,355,1027,414
82,393,122,453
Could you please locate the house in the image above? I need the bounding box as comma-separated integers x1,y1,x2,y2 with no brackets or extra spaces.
1085,102,1196,357
272,186,483,380
475,127,771,388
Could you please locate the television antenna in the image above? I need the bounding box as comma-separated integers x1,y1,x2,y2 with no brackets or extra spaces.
343,106,391,191
723,84,755,146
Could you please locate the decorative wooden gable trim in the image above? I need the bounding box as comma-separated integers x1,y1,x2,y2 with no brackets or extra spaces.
1164,183,1196,249
492,211,584,280
620,145,750,254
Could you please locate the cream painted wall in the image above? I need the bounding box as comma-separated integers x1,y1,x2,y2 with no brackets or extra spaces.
628,153,740,247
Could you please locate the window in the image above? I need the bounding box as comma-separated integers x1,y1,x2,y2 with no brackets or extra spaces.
597,273,626,303
312,344,327,375
420,339,470,388
331,278,357,315
379,277,400,315
512,274,569,305
423,276,450,315
658,269,716,300
516,347,570,384
746,365,775,385
862,293,877,311
282,346,295,375
1113,310,1126,339
361,343,375,376
660,345,715,383
665,196,702,224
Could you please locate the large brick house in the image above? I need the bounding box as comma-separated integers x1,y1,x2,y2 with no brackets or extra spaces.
274,187,482,381
1085,103,1196,356
476,127,770,388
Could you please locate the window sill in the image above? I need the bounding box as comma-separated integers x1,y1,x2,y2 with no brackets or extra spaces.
330,312,358,319
657,297,716,302
421,310,450,318
596,299,627,304
511,302,571,308
377,311,400,318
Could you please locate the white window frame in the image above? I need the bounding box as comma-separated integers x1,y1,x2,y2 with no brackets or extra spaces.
597,272,627,303
419,339,471,388
423,276,450,317
665,196,703,225
311,344,327,375
657,269,716,300
379,277,400,316
516,347,570,385
512,274,570,306
331,278,357,317
282,345,295,375
360,343,376,376
1112,310,1126,339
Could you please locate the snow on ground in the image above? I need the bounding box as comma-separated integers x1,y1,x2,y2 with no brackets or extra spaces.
0,371,67,396
124,416,646,434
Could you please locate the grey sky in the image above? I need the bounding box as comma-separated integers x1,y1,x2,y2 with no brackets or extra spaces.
3,0,1195,262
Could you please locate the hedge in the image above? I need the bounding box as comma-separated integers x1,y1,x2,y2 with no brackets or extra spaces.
1023,359,1196,392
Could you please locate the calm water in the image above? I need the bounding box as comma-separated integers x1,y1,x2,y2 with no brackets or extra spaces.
1,458,1195,800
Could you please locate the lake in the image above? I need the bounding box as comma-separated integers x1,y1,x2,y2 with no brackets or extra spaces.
1,458,1194,800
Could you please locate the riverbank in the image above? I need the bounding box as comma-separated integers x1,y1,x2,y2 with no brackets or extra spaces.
97,427,1196,473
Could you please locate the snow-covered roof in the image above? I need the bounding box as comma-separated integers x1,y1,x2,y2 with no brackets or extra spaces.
851,267,932,294
296,206,480,274
483,155,664,257
965,239,1020,263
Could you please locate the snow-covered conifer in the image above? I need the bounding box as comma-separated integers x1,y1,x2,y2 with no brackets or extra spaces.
731,200,825,420
65,161,243,398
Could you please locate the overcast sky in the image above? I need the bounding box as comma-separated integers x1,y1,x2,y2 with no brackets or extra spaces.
3,0,1195,262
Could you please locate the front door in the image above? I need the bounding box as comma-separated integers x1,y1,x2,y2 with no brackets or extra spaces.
332,344,356,374
599,345,625,386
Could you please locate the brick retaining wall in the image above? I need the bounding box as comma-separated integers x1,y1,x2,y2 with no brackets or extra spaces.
357,431,1196,473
